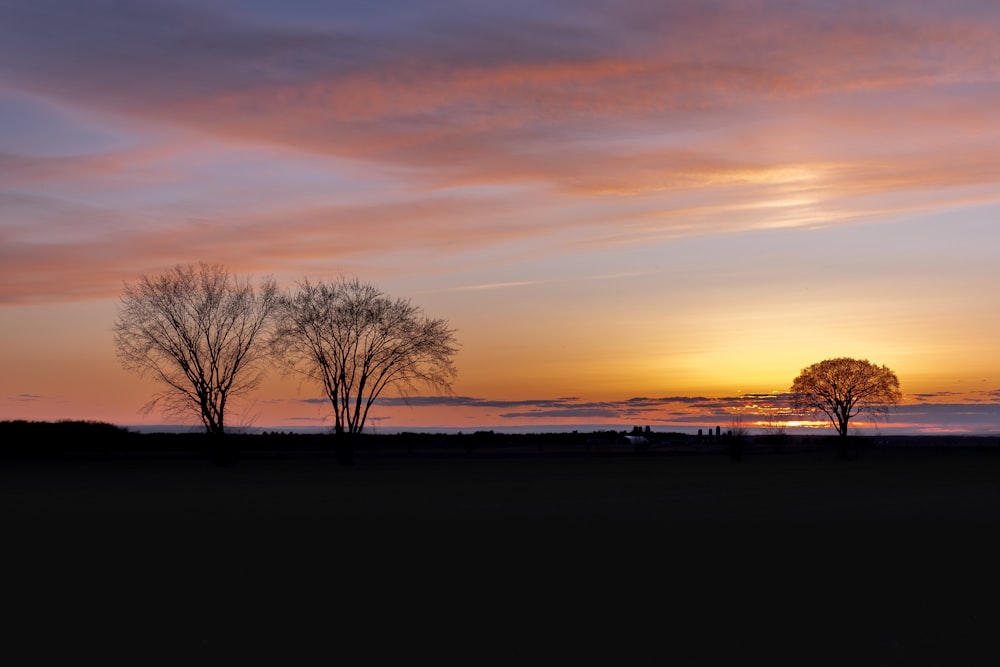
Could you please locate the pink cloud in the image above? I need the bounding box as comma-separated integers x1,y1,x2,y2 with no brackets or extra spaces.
3,0,1000,305
7,1,998,164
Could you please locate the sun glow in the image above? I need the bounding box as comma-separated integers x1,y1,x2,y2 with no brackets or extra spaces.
780,420,828,430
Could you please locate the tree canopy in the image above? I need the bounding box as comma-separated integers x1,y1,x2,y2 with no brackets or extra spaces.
114,263,279,436
790,357,902,437
272,277,459,448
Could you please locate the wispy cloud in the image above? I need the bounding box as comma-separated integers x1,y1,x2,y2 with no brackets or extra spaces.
445,281,543,292
285,391,999,434
300,393,786,423
3,0,1000,303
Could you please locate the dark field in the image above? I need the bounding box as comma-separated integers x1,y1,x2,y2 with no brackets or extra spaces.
5,435,1000,662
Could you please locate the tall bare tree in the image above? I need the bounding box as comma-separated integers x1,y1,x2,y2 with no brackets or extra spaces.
114,263,279,437
273,277,458,463
790,357,902,441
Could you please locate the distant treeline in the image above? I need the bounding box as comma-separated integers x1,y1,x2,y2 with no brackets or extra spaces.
0,420,321,459
1,420,133,458
3,420,997,462
0,420,697,460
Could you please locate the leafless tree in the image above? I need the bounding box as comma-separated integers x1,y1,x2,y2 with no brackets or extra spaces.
790,357,901,439
729,414,751,438
114,263,279,437
273,277,458,463
761,419,788,437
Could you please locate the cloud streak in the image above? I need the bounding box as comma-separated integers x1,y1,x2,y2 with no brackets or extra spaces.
3,0,1000,305
285,391,1000,434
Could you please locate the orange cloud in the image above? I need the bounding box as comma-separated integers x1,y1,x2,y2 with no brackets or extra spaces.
4,0,1000,307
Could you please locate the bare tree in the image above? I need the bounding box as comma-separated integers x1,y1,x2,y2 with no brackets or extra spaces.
273,277,459,464
761,419,788,438
114,263,279,438
790,357,901,440
729,414,751,438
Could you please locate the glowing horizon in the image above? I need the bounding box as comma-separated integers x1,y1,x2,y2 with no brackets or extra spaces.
2,1,999,435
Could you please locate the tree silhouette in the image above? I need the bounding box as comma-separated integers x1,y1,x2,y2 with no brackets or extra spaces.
273,277,459,464
114,263,279,439
790,357,901,440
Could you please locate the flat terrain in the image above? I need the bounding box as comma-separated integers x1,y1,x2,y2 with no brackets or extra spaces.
5,444,1000,662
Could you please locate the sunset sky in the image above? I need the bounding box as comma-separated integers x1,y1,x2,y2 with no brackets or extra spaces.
2,0,999,435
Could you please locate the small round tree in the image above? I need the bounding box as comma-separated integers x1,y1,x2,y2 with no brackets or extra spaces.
790,357,901,438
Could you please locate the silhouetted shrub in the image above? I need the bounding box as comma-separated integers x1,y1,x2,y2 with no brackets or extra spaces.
0,420,133,459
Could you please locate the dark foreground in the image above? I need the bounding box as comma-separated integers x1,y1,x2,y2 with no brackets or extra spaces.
5,440,1000,663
